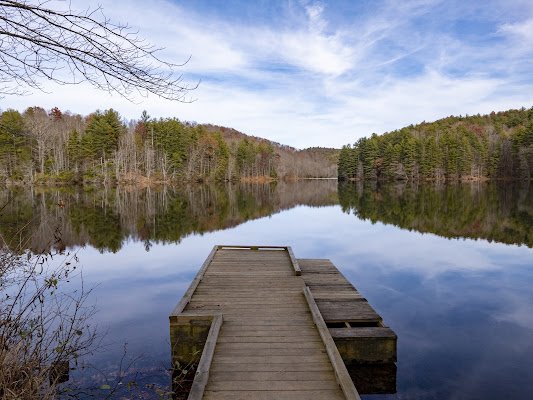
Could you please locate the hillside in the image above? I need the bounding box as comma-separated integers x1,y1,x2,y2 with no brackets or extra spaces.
302,147,340,164
0,107,337,184
338,107,533,181
203,124,339,179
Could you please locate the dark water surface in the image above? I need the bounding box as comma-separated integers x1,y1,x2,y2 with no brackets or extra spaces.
1,180,532,399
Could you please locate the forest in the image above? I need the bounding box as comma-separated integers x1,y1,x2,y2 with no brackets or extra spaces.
0,107,337,184
338,107,533,181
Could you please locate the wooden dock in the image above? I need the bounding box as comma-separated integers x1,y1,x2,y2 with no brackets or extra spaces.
170,245,396,399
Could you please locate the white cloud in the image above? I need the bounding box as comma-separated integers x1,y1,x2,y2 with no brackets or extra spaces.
3,0,533,149
498,18,533,41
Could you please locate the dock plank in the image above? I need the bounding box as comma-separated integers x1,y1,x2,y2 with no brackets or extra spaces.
209,370,335,381
203,391,346,400
205,380,340,391
171,247,360,400
209,362,334,372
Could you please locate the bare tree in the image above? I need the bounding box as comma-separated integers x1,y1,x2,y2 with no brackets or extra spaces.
0,0,197,100
22,106,50,173
0,235,99,399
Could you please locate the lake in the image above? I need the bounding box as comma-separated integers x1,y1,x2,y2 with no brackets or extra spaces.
1,180,532,399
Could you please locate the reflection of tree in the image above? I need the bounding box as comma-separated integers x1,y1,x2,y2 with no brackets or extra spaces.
4,181,533,252
0,180,339,253
338,181,533,248
69,205,123,253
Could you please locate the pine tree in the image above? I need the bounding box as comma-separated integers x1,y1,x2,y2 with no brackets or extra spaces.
84,109,123,159
215,134,230,180
66,129,82,172
0,109,29,179
338,145,351,180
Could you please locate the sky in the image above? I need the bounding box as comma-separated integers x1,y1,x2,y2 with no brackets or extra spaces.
3,0,533,148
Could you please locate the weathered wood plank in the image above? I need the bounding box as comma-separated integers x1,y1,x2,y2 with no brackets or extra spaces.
304,287,361,400
218,328,320,336
218,318,316,324
316,301,381,322
217,342,323,350
310,290,361,297
218,327,321,336
190,293,303,297
303,278,353,285
192,290,305,294
183,311,313,319
217,336,322,343
186,304,307,310
192,292,305,297
209,362,334,372
186,302,307,309
188,296,304,301
203,390,346,400
196,282,302,287
329,327,397,339
170,245,218,319
213,350,328,358
211,355,331,364
213,348,327,357
188,314,223,400
209,370,335,381
184,306,311,313
199,278,297,282
185,307,309,314
287,246,302,276
217,245,289,250
213,317,315,324
205,380,340,391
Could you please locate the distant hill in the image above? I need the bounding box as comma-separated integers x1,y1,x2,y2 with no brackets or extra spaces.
202,124,338,179
0,107,337,184
338,107,533,180
302,147,341,164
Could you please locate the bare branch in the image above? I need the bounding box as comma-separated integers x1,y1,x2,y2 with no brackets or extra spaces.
0,1,198,101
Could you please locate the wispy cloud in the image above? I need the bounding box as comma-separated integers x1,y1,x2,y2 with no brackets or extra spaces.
4,0,533,148
498,18,533,41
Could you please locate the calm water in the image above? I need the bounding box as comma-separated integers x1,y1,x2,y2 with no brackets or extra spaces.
1,180,532,399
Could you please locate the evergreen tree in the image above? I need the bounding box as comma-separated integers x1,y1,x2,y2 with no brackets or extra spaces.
66,129,82,172
84,109,123,159
0,109,29,179
338,145,351,180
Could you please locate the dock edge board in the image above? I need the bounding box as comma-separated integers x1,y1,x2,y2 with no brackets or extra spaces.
304,286,362,400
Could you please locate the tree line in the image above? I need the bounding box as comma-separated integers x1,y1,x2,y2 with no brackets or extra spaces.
338,107,533,181
0,107,337,184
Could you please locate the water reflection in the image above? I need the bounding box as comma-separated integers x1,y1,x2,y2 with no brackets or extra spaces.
347,363,397,395
2,180,533,254
0,180,337,253
338,180,533,248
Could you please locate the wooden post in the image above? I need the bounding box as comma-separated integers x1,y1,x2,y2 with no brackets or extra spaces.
287,246,302,275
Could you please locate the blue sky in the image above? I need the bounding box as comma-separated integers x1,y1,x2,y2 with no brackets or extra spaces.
4,0,533,148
